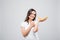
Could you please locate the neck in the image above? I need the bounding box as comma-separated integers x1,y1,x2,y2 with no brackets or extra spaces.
28,19,32,23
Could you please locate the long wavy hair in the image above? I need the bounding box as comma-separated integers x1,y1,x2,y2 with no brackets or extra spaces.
24,8,36,23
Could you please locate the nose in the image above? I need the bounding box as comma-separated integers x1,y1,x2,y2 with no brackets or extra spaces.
32,14,35,17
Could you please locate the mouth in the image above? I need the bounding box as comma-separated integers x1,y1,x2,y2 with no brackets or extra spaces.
30,16,34,19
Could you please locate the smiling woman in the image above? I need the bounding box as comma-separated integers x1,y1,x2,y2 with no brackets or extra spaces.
20,8,39,40
1,0,60,40
20,8,48,40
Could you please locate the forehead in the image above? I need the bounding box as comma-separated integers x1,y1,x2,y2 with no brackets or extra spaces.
31,11,36,14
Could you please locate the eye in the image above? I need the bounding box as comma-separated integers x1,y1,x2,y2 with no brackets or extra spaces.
30,13,36,16
33,13,36,15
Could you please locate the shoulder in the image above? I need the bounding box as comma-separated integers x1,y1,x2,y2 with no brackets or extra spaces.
21,21,28,27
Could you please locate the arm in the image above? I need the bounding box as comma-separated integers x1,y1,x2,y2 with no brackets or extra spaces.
33,24,38,32
33,22,38,32
38,16,48,22
21,25,32,37
33,16,48,32
21,21,34,37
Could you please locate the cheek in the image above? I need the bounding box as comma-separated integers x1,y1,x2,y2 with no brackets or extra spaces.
31,15,35,18
29,15,35,18
29,16,32,18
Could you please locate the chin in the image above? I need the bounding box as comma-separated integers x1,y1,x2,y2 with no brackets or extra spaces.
31,18,34,20
30,17,34,20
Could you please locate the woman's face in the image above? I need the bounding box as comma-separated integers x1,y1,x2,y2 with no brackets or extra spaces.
29,11,36,20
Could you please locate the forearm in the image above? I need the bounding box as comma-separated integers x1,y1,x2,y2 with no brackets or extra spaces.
38,16,48,22
22,26,32,37
40,17,46,21
33,24,38,32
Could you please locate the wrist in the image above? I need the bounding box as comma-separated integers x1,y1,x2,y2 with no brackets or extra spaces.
29,25,32,28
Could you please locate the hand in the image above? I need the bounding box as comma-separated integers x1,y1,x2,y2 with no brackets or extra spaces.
44,16,48,20
30,21,35,27
38,16,48,22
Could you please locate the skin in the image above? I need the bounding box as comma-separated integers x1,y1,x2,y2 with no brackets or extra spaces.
21,11,48,37
28,11,38,33
38,16,48,22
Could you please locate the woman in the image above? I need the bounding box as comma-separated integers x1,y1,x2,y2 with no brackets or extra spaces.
20,8,48,40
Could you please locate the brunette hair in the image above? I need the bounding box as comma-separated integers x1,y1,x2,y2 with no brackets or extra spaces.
24,8,36,23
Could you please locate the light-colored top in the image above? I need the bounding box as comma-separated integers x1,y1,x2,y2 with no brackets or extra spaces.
21,21,39,40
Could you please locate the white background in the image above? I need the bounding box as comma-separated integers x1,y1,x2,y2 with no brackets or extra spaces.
0,0,60,40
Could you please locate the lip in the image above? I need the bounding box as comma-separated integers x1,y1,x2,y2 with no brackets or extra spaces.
31,16,34,18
